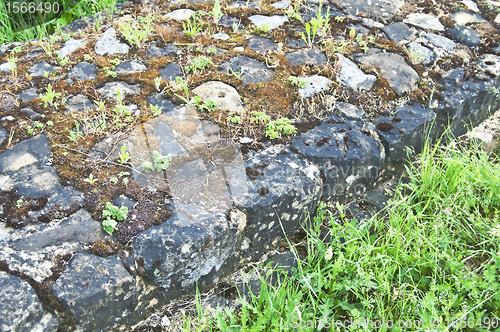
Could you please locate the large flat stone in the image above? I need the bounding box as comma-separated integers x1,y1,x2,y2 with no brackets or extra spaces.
95,28,129,55
353,49,419,96
219,55,274,85
192,81,245,114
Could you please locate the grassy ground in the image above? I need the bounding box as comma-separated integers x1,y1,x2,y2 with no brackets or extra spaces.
180,130,500,332
0,0,120,45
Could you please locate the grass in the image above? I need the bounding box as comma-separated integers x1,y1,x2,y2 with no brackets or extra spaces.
181,130,500,331
0,0,122,45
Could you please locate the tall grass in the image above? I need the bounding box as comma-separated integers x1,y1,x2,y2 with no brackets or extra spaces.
188,133,500,331
0,0,121,45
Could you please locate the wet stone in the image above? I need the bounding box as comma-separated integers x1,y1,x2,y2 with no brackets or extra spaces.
381,22,416,45
67,61,97,82
27,185,84,222
422,32,457,50
193,81,245,114
97,81,140,101
299,75,332,98
159,63,182,81
28,61,56,77
406,42,436,65
353,49,419,96
336,54,377,90
404,13,445,31
446,25,481,48
285,49,327,66
248,15,288,31
148,43,178,57
52,253,138,332
247,35,278,55
57,39,86,58
291,116,383,201
0,271,58,332
114,60,147,74
95,28,130,55
219,55,274,85
228,1,261,9
66,94,95,113
165,9,196,20
374,104,436,161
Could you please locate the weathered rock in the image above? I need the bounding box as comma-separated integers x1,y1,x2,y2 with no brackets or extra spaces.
406,42,436,65
0,134,61,198
132,210,237,298
0,128,7,145
271,0,289,9
292,116,383,200
67,61,97,81
0,62,13,72
112,194,137,210
476,54,500,77
27,185,84,222
192,81,245,114
219,16,245,30
300,3,344,22
247,35,278,54
159,63,182,81
422,32,457,50
298,75,332,98
0,272,58,332
0,93,17,112
446,25,481,47
95,28,129,55
219,55,274,85
334,102,364,120
336,0,404,21
147,93,179,113
381,22,416,45
164,9,195,20
58,39,86,57
287,39,307,48
248,15,288,31
21,107,42,120
285,49,327,66
461,0,479,12
213,32,230,40
114,60,147,75
97,81,140,101
450,8,487,25
374,104,436,161
19,88,39,102
28,61,56,77
336,54,377,90
66,94,95,113
353,49,419,96
148,43,178,57
228,1,261,9
52,253,137,332
404,13,445,31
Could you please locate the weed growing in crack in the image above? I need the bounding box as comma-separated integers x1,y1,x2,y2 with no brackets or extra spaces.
301,2,330,47
183,13,204,37
40,84,62,108
184,56,212,74
141,151,172,173
266,117,297,139
287,76,307,88
120,14,154,48
102,202,128,234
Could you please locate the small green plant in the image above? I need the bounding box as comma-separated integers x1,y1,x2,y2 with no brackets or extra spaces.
335,15,345,22
94,100,106,112
226,114,241,124
40,84,62,108
287,76,307,88
102,219,117,234
141,151,172,173
232,22,240,33
266,117,297,139
196,99,217,112
150,104,162,117
8,56,17,77
16,199,23,208
250,111,270,124
84,173,98,184
212,0,223,23
301,2,330,47
84,54,92,62
102,202,128,221
68,122,84,141
118,143,130,164
258,23,271,33
109,177,118,184
58,56,69,66
154,76,162,92
185,56,212,74
183,13,204,37
12,46,22,54
404,44,426,65
285,3,302,20
227,67,244,80
120,14,154,47
103,66,117,78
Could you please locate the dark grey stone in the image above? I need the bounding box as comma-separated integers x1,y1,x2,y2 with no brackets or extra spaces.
20,107,42,120
61,19,88,33
132,211,237,296
27,186,84,222
159,63,182,81
292,116,383,201
12,209,104,251
334,102,364,120
66,94,95,113
96,81,140,102
112,194,137,210
67,62,97,81
95,28,129,55
154,121,188,157
219,16,244,30
219,55,274,85
247,35,278,55
374,104,435,162
147,93,179,113
422,32,456,50
0,128,7,146
19,88,39,102
148,43,178,57
0,271,58,332
228,0,260,9
353,48,419,96
287,39,307,48
406,42,436,65
381,22,416,45
334,0,404,21
53,253,137,332
446,25,480,48
300,4,344,22
28,61,56,77
286,49,327,66
114,60,147,74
